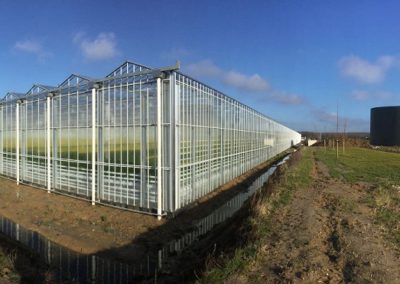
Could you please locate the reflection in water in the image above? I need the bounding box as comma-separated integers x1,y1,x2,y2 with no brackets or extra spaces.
0,217,151,282
0,155,290,283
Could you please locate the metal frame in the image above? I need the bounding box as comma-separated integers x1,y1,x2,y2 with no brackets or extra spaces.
0,61,301,218
170,72,301,210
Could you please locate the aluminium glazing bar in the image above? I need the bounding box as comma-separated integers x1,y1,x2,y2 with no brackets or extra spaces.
16,102,19,185
157,78,162,220
170,72,179,212
47,96,51,193
91,87,96,205
0,107,3,175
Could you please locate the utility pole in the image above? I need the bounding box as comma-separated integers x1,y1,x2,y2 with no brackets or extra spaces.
336,102,339,158
336,102,339,138
343,118,347,154
336,140,339,159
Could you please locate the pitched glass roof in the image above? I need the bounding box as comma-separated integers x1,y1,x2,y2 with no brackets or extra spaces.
26,84,55,96
106,61,151,78
59,74,93,87
2,92,25,102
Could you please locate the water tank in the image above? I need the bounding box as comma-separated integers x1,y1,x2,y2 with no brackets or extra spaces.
370,106,400,146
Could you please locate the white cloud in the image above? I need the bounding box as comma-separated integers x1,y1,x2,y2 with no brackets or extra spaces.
187,60,269,93
312,108,369,132
313,109,337,124
74,32,118,61
351,90,393,101
339,55,397,84
223,71,270,93
186,59,222,77
15,40,42,53
185,60,302,105
269,90,304,105
14,39,52,61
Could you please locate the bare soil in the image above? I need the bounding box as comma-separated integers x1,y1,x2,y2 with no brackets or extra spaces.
230,151,400,283
0,179,161,258
0,152,287,264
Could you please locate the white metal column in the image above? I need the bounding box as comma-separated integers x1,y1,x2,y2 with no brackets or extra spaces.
47,96,51,193
157,78,162,220
0,106,3,175
174,78,179,211
91,88,96,205
16,102,20,185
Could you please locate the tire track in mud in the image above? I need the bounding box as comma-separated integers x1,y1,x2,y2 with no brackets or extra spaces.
312,153,400,284
317,157,376,284
321,190,351,283
232,150,400,283
244,152,346,283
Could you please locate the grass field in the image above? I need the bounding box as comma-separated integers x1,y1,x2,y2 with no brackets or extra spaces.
315,147,400,184
315,147,400,245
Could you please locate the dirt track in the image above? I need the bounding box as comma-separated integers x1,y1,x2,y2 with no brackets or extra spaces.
231,150,400,283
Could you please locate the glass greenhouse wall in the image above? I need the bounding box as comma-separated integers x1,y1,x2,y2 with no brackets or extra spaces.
0,61,301,218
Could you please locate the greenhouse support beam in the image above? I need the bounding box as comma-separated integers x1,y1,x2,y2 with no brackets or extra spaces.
16,102,19,185
157,78,162,220
47,96,51,193
0,108,3,175
91,87,96,205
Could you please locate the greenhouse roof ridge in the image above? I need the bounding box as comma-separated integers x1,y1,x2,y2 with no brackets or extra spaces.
59,74,95,87
0,61,179,101
0,60,293,133
26,84,56,96
106,60,152,78
1,92,25,102
34,84,55,90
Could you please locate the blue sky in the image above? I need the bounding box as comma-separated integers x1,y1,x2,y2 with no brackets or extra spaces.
1,0,399,132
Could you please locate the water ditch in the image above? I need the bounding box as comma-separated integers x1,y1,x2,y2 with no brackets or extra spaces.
0,154,291,283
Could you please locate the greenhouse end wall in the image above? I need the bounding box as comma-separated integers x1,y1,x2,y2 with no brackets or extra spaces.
0,61,301,217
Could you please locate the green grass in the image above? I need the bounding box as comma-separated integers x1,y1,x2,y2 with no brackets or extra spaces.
315,147,400,247
201,148,314,283
315,147,400,184
376,207,400,244
0,249,8,268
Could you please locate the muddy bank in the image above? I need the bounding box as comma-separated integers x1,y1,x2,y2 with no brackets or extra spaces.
151,151,298,283
0,234,55,283
0,149,297,283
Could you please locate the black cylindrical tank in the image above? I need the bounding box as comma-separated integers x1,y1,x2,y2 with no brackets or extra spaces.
370,106,400,146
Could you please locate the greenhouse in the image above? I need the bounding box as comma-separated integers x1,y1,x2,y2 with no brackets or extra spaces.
0,61,301,218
